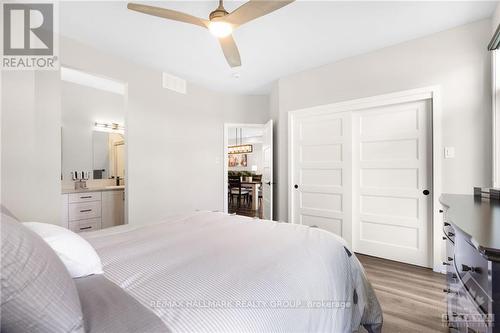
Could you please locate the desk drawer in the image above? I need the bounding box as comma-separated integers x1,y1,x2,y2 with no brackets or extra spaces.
69,192,101,203
69,201,101,221
69,218,101,233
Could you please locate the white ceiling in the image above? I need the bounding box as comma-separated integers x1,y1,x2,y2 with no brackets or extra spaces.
60,1,497,94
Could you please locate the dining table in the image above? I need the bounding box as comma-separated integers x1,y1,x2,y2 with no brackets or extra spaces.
240,180,262,211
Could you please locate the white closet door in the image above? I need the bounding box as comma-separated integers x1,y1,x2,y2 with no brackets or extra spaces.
352,100,432,267
292,111,351,243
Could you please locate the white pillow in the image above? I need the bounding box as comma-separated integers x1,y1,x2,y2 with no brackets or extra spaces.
23,222,103,278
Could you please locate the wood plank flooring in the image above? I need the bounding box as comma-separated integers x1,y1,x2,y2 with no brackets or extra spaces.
357,254,447,333
228,198,263,218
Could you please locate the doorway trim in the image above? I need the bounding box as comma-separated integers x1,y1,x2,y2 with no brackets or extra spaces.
223,123,267,214
288,86,443,272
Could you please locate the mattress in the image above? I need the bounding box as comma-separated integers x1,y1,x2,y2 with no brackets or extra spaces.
83,212,383,332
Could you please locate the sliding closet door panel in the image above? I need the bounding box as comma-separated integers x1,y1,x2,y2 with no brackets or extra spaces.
352,100,431,267
292,112,351,243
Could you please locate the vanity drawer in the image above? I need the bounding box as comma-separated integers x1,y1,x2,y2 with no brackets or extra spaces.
69,218,101,233
69,192,101,203
69,201,101,221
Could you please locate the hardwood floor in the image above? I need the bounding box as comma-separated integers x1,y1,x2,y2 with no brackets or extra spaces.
357,254,447,333
228,197,263,218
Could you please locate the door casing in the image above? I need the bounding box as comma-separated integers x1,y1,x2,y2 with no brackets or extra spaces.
223,122,274,218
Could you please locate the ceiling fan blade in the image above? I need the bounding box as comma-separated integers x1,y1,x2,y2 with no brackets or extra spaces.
223,0,294,27
218,35,241,68
127,3,208,28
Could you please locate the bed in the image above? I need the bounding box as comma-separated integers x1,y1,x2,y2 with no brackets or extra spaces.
80,211,383,333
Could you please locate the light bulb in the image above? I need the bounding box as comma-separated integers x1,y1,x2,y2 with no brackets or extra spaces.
209,21,233,38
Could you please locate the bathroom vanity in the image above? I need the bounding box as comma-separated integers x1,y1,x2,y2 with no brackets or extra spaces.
61,186,125,233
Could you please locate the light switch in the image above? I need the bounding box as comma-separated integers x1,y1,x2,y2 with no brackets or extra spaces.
444,147,455,159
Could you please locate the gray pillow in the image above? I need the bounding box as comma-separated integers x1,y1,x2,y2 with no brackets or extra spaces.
1,214,84,333
74,274,168,333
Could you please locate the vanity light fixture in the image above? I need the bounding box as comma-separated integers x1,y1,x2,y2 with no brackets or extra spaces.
94,122,124,133
228,128,253,154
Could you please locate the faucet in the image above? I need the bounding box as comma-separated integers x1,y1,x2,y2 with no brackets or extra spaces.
72,171,89,190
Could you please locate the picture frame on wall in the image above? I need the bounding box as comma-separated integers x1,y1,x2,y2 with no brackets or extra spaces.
228,154,247,167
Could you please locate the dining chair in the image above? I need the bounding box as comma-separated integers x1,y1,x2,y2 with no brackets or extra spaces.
248,175,263,210
228,177,250,208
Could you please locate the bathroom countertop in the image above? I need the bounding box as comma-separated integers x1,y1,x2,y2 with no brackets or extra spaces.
62,185,125,194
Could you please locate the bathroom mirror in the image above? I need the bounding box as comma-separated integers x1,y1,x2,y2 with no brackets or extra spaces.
61,70,125,182
92,131,125,180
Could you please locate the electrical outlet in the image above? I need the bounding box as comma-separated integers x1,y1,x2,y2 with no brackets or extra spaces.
444,147,455,159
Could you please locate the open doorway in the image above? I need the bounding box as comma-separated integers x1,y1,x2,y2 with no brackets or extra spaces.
223,121,273,220
61,66,128,231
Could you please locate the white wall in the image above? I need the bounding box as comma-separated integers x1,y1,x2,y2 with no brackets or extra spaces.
61,81,125,180
61,37,269,225
274,19,493,222
1,71,61,223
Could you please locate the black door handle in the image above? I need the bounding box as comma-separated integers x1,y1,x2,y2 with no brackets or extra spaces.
294,184,298,189
266,181,271,186
423,190,430,195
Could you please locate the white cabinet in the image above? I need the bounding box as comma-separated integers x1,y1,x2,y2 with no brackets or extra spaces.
69,201,101,221
69,192,101,203
102,190,124,229
61,189,124,233
68,218,101,233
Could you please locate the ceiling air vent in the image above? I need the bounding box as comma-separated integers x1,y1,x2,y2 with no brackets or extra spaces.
162,72,187,94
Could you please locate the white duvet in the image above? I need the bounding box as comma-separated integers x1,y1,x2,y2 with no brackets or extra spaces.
83,212,383,333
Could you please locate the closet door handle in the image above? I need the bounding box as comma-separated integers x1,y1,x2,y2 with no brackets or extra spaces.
294,184,299,189
423,190,430,195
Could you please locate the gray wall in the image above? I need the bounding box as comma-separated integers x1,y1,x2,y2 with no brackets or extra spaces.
2,18,494,225
1,37,268,225
273,19,493,222
61,37,269,225
1,71,61,223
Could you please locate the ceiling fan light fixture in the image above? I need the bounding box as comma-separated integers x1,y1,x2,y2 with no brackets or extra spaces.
209,21,233,38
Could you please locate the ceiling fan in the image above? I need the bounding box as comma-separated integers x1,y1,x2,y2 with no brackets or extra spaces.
127,0,294,68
